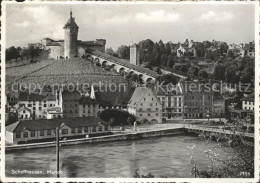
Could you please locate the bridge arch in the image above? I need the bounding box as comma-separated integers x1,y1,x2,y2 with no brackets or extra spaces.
102,60,107,67
146,77,153,83
94,57,100,63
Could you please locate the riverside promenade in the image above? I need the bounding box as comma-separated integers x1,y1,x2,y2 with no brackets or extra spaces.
5,123,254,152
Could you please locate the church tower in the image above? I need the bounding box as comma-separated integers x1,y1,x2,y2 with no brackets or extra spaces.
64,9,79,59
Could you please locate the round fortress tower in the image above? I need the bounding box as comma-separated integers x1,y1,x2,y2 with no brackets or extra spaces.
64,9,79,59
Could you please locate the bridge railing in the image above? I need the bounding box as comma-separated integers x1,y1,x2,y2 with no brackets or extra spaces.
184,124,254,138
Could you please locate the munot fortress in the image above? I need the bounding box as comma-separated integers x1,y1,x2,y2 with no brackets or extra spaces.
35,10,106,59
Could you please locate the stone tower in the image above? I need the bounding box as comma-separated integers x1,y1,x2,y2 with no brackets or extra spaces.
130,44,140,65
64,9,79,59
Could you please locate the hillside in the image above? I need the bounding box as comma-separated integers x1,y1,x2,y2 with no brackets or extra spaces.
6,58,127,93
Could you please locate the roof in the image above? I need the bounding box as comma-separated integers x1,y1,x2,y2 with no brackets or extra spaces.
19,91,56,101
86,49,159,78
244,42,254,51
241,93,254,102
18,106,31,113
79,96,98,105
155,84,183,96
96,86,135,107
128,87,153,108
62,90,81,101
46,42,61,46
63,14,78,29
6,116,108,133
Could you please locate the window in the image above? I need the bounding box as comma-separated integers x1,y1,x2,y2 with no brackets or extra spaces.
141,103,143,106
33,107,36,111
144,98,146,101
92,126,96,132
78,128,82,133
31,131,35,137
75,110,78,113
156,113,158,116
70,110,73,113
44,104,47,107
140,114,142,116
75,104,78,107
23,110,26,113
71,128,75,134
40,130,45,136
16,132,21,138
152,98,153,101
84,127,88,133
98,125,103,132
147,108,151,111
150,103,153,106
83,105,85,108
20,115,23,119
39,107,42,111
62,129,68,135
47,129,52,136
28,104,32,107
139,108,142,111
22,131,28,138
25,114,28,119
148,114,150,116
156,108,159,111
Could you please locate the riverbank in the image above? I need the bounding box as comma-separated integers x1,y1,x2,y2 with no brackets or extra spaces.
6,127,185,152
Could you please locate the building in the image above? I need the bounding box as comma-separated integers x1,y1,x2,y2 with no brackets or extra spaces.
177,39,197,57
156,85,184,122
37,10,106,59
182,81,213,119
79,97,99,117
18,106,32,120
128,87,162,123
130,44,140,65
240,41,255,58
241,93,254,111
62,90,81,118
212,99,225,118
18,91,56,119
5,117,111,144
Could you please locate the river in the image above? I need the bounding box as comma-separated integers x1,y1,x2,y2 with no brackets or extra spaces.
5,135,233,178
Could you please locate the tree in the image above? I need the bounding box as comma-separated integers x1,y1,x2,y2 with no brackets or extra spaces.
213,62,226,81
100,109,136,126
106,47,118,57
151,43,160,66
198,70,208,79
241,66,254,84
225,65,237,83
187,66,199,76
187,121,254,178
117,45,130,59
156,74,179,85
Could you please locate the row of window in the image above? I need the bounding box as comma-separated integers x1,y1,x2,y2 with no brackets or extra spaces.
139,113,159,117
162,108,182,113
139,103,158,107
186,107,212,112
244,101,254,105
15,126,108,138
139,108,159,112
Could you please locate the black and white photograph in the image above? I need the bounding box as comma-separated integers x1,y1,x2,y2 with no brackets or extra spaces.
1,1,259,181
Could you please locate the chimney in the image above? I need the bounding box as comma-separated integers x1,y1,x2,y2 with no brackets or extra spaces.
130,44,140,66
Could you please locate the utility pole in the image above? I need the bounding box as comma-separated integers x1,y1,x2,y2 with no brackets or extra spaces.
56,127,60,178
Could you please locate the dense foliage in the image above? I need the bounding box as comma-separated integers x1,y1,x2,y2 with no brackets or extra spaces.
100,109,136,126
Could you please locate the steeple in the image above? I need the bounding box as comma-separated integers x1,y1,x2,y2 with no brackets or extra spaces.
70,7,72,18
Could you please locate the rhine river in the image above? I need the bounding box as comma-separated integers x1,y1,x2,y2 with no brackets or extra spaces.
6,135,233,178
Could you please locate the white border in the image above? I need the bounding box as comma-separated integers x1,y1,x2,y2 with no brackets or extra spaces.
1,1,259,183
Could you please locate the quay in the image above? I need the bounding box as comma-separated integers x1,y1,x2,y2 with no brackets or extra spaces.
5,124,254,152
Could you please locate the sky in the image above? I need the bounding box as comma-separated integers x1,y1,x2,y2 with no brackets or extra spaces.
5,3,255,49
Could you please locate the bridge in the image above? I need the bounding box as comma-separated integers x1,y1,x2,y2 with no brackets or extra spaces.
86,49,160,83
184,124,254,139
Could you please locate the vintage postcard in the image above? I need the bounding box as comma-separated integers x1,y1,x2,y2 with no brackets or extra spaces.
1,1,259,182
